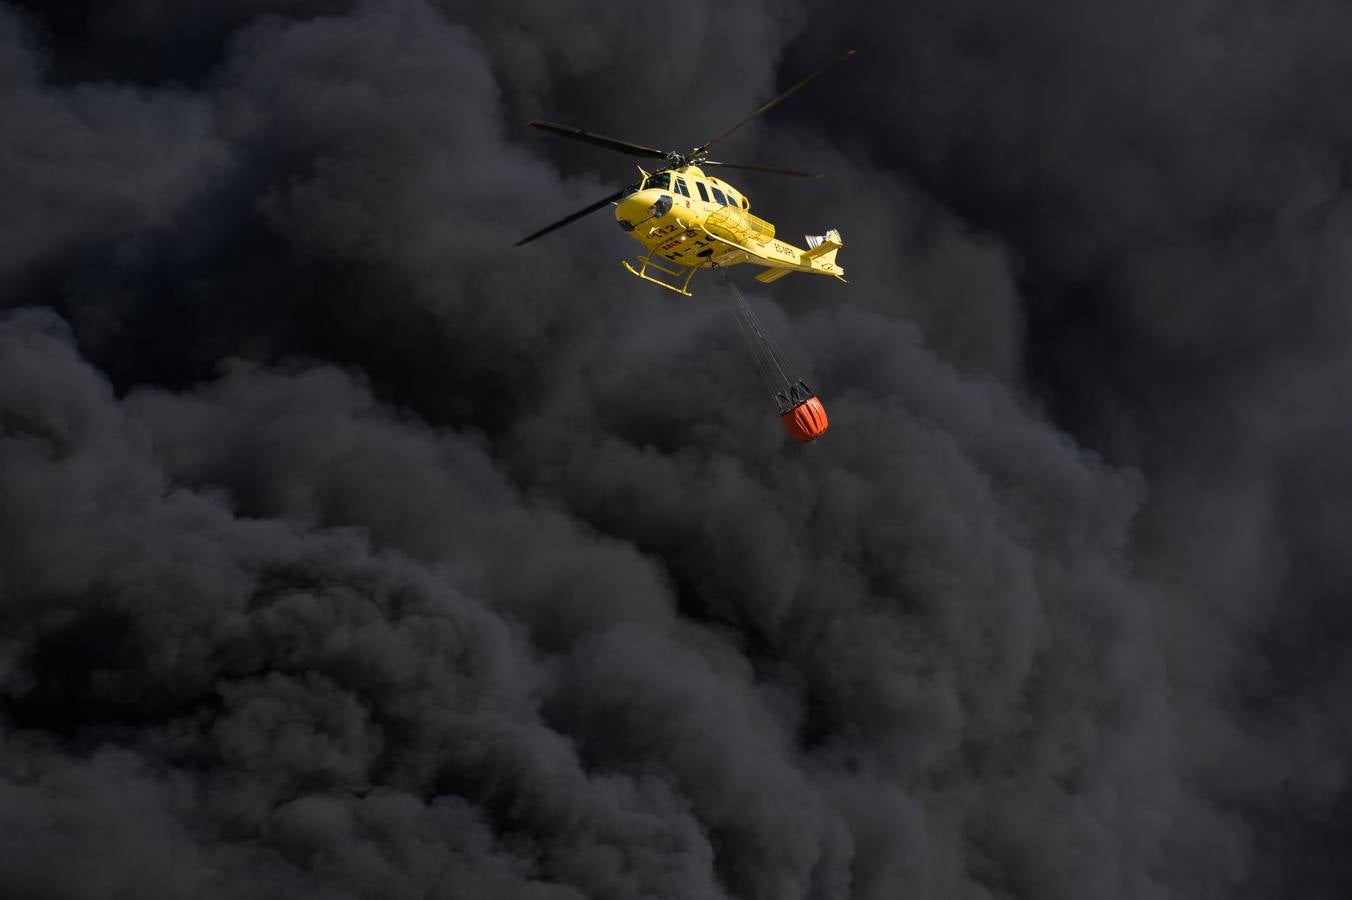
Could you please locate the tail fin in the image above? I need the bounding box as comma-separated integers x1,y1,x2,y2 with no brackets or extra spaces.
802,228,842,266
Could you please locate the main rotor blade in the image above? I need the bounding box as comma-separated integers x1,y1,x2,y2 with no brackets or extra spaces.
702,160,823,179
694,49,856,154
528,121,668,159
514,188,627,246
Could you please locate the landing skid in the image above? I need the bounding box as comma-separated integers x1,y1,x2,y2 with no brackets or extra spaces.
621,255,704,297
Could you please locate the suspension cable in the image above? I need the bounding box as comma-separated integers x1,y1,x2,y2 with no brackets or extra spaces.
714,267,810,413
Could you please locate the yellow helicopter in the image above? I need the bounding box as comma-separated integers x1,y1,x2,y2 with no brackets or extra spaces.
516,51,854,297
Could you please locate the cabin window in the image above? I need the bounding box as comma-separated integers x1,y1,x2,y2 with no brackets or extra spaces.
674,176,691,198
646,172,671,191
711,186,727,205
695,181,710,202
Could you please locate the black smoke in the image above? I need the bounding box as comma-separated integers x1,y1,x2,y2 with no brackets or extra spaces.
1,1,1349,897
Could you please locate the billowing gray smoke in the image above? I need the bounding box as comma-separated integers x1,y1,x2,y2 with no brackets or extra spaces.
1,1,1348,898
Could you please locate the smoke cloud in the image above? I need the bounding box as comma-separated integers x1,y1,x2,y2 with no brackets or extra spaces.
1,1,1349,898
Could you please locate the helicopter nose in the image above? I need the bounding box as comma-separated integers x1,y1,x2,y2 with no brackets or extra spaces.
616,190,667,232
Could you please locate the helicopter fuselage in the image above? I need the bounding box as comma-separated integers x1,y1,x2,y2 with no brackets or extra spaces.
613,165,844,296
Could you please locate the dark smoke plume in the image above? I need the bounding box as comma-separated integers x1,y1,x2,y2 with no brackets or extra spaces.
1,1,1350,898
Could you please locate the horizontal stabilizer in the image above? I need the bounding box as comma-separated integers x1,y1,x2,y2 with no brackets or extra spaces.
755,267,795,284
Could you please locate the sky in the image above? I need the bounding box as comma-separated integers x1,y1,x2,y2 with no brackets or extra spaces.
1,1,1350,898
